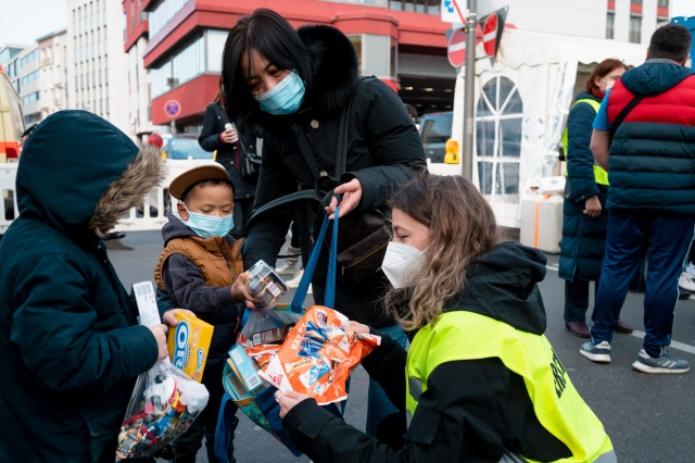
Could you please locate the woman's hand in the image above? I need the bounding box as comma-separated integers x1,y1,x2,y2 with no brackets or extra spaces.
325,179,363,219
276,390,310,418
583,195,602,218
231,272,257,309
220,126,239,144
162,308,197,327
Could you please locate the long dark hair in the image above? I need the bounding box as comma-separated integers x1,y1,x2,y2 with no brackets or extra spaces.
584,58,626,95
221,9,312,130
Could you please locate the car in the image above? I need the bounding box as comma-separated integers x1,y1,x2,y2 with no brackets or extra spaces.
162,134,214,160
419,111,452,163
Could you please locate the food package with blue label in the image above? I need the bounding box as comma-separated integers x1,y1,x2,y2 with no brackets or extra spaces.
166,311,214,383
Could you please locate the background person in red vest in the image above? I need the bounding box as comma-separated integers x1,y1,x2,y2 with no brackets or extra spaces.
580,24,694,374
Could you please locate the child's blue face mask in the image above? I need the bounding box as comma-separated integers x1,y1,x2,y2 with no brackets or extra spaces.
182,206,234,238
254,71,305,115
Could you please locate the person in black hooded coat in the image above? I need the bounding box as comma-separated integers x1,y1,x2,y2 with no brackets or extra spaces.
221,9,426,440
558,59,632,338
0,111,171,462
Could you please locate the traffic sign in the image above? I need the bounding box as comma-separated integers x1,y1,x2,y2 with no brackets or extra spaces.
447,26,483,67
447,28,468,67
441,0,468,24
164,99,181,119
482,6,508,60
483,13,498,57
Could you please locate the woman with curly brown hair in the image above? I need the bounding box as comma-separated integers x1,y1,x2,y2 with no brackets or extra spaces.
276,174,615,463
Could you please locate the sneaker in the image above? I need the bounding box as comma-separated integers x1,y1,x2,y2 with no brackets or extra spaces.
632,347,690,374
285,270,304,289
580,340,612,363
679,272,695,292
686,262,695,279
276,259,300,276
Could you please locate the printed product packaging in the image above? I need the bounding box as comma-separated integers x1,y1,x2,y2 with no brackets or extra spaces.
166,311,214,383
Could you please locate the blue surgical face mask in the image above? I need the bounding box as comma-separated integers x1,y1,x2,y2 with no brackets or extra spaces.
255,71,305,115
182,206,234,238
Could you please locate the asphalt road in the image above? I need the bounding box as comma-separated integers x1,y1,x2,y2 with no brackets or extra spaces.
109,231,695,463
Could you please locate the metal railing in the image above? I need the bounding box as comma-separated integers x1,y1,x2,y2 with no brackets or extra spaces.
0,159,217,235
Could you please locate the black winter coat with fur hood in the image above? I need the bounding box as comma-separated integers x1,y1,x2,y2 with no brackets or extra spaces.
243,25,426,328
0,111,162,462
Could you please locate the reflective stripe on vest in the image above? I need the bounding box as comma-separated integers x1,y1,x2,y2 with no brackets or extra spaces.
405,311,614,463
562,98,609,186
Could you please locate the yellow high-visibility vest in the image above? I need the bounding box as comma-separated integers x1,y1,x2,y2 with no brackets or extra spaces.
562,99,609,186
405,310,616,463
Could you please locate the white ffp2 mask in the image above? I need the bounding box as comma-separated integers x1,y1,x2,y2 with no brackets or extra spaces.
381,241,424,289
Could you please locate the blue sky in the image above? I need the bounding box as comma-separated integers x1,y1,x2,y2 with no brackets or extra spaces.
0,0,68,46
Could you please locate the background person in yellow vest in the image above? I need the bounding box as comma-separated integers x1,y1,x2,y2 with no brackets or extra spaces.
154,164,256,463
559,59,633,339
276,175,615,462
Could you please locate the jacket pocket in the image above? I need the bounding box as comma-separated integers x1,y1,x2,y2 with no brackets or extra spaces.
407,404,441,446
83,400,127,462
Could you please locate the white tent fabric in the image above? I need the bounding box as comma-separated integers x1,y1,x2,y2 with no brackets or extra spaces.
449,28,646,227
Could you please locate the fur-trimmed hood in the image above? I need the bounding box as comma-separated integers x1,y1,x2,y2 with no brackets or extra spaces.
299,24,359,116
17,110,164,236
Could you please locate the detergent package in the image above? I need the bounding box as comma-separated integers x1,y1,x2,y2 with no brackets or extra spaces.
246,260,288,309
167,311,214,383
260,306,381,405
117,282,210,460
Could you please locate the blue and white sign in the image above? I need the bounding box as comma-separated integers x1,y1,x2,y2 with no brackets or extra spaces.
441,0,468,24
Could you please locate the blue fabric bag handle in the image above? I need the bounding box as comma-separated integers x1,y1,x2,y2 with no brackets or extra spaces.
290,207,339,313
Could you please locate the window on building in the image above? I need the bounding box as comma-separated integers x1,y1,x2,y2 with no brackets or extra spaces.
149,0,188,38
475,76,523,201
205,29,227,72
348,35,363,73
19,70,40,88
631,0,642,4
389,0,440,15
22,91,40,106
151,34,206,97
629,15,642,43
606,12,615,39
657,0,669,6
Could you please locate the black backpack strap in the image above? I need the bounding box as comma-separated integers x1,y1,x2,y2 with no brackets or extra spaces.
291,124,323,180
335,89,355,178
609,94,645,140
245,189,321,232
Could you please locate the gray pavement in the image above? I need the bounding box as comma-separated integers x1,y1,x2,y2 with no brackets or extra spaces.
109,231,695,463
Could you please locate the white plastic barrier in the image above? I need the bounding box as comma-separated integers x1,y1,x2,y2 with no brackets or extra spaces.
0,159,218,235
0,163,19,234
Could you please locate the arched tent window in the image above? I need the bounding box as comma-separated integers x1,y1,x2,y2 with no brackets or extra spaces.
475,76,523,201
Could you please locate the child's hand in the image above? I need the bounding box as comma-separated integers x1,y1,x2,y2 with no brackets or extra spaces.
231,272,256,309
162,308,196,327
147,324,169,361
